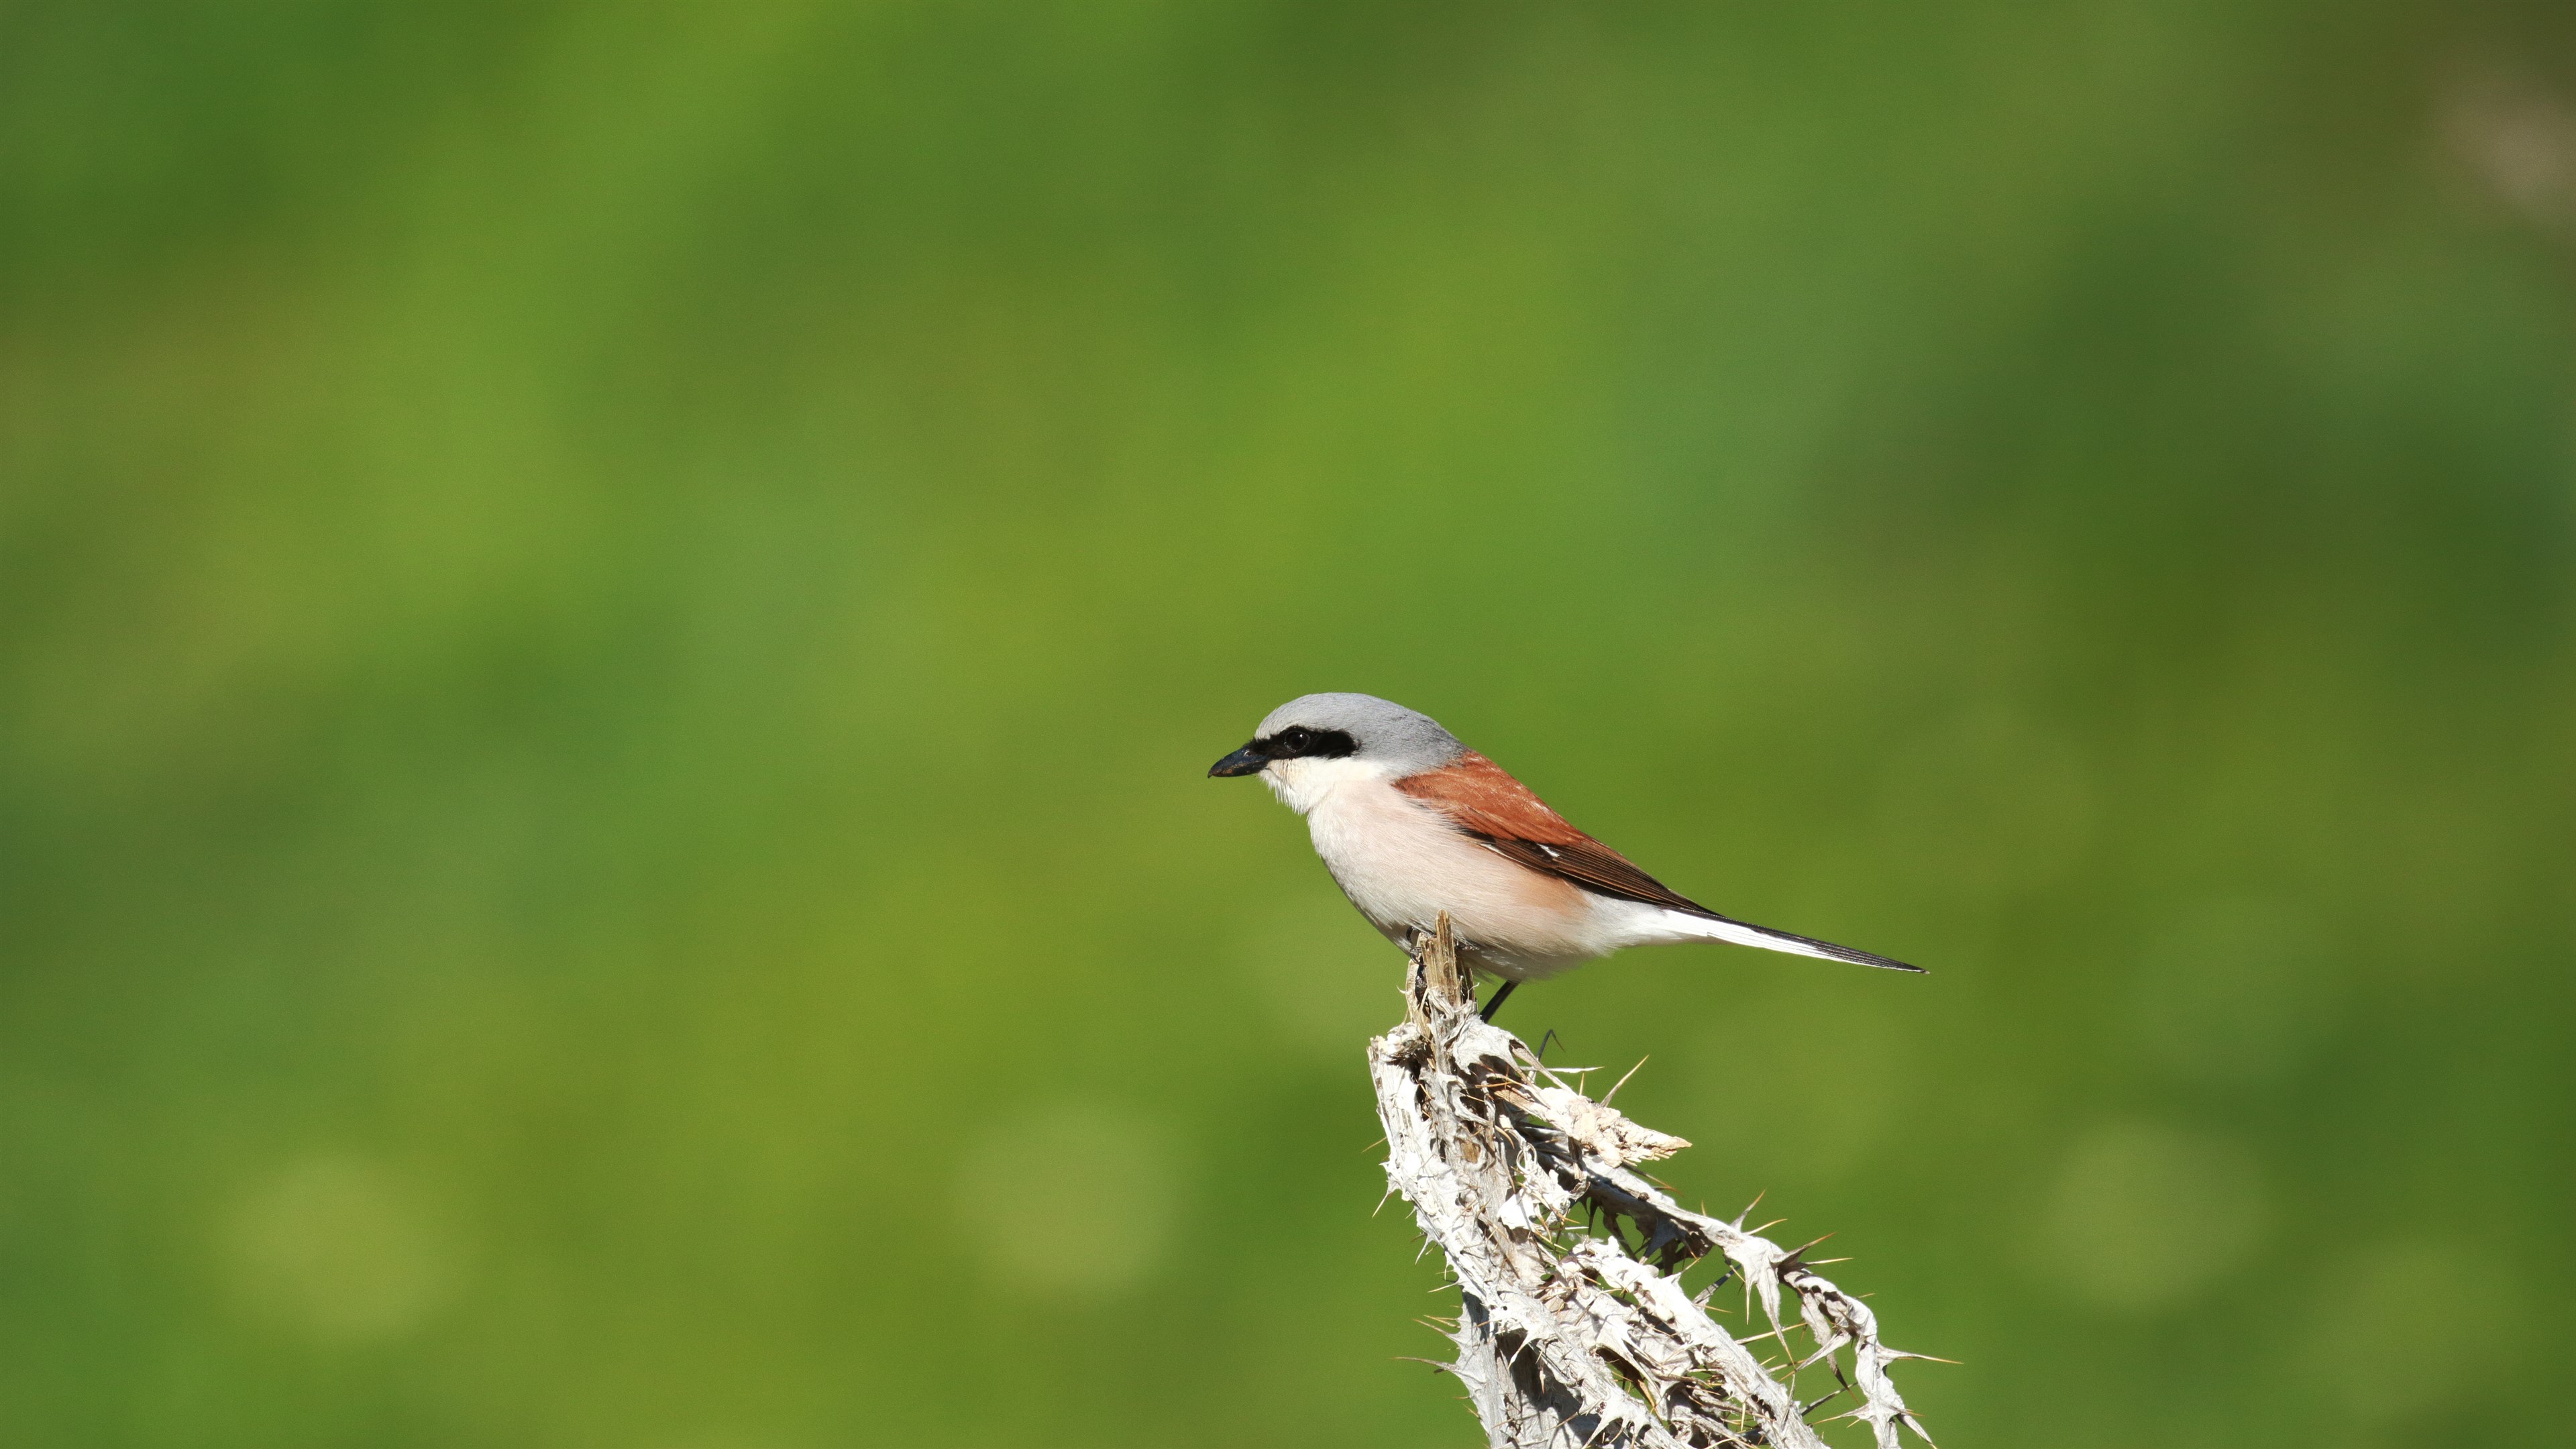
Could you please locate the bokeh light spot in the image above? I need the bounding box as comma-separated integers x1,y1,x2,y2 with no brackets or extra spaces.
956,1101,1178,1296
2306,1238,2525,1426
223,1155,457,1344
2035,1120,2269,1313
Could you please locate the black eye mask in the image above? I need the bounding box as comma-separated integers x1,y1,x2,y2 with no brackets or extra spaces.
1260,726,1358,760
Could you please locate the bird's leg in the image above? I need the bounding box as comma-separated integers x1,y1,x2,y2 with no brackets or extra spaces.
1479,980,1519,1022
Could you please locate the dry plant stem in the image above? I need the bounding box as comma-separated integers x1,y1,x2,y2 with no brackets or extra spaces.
1371,916,1935,1449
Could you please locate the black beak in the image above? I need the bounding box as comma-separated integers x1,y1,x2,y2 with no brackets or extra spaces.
1208,743,1267,777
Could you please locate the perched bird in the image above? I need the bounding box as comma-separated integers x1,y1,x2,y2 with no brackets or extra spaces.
1209,692,1920,1019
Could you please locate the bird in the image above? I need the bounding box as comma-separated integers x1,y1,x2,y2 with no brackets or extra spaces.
1208,692,1920,1020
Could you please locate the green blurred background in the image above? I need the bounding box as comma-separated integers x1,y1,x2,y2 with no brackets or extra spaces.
7,3,2573,1446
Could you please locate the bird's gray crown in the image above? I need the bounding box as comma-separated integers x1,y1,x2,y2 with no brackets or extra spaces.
1254,693,1466,775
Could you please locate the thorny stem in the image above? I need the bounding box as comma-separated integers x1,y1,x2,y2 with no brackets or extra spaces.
1368,915,1935,1449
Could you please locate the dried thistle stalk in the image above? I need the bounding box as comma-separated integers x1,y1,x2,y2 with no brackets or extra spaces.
1371,916,1935,1449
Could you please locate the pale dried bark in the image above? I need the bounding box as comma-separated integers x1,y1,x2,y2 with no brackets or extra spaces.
1371,916,1935,1449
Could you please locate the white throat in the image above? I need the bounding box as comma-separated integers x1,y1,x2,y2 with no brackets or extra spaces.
1260,755,1394,816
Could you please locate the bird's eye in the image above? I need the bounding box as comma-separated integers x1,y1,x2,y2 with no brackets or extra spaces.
1279,727,1311,753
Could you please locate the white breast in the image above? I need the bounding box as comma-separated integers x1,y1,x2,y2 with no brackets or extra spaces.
1263,757,1619,980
